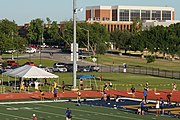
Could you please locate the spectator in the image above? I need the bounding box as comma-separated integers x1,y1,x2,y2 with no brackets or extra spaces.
79,79,83,90
140,99,145,115
34,80,39,91
53,80,57,89
123,63,127,73
103,82,108,91
44,78,48,85
131,86,136,97
137,107,141,115
145,81,149,90
160,97,164,115
20,80,25,91
62,81,65,93
108,80,113,88
65,108,72,120
143,88,148,103
167,93,172,104
172,82,177,91
32,114,37,120
156,99,160,116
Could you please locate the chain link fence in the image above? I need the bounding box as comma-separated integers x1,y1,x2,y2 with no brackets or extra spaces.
98,65,180,80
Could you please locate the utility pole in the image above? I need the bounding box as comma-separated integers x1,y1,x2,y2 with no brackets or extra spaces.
73,0,77,88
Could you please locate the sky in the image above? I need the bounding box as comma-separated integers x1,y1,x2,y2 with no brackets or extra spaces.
0,0,179,25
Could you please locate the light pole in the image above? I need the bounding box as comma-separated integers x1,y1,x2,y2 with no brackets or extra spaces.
11,31,14,60
73,0,77,88
40,21,44,66
73,0,83,88
80,27,89,54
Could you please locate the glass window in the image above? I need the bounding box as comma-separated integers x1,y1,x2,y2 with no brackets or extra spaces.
141,10,150,20
112,9,117,21
162,11,171,20
119,9,129,21
152,10,161,20
130,10,140,21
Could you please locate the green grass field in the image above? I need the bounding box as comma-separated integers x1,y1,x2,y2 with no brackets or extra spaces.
1,72,180,93
0,101,176,120
86,54,180,71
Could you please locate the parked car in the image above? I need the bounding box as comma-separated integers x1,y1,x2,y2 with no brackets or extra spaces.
90,65,100,72
5,50,16,54
38,66,51,72
23,62,36,66
6,60,19,67
53,62,66,67
52,66,67,72
65,63,73,72
26,48,36,54
78,66,91,72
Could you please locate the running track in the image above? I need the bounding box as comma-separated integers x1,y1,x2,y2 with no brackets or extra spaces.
0,90,179,102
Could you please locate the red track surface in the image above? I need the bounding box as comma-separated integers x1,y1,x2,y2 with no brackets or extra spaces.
0,90,179,102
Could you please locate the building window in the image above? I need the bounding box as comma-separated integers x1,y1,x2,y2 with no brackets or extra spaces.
162,11,171,20
152,10,161,20
119,9,129,21
130,10,140,21
141,10,150,20
112,9,117,21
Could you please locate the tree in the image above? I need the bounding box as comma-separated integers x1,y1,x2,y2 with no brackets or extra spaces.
0,19,18,58
131,17,142,33
27,18,44,44
62,22,110,54
110,30,132,53
44,20,61,46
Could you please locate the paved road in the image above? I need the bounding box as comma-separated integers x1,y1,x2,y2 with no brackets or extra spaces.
3,48,180,79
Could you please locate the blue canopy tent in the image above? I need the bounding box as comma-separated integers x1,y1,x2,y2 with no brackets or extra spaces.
77,75,98,90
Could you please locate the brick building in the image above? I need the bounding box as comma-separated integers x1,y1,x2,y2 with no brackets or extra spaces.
86,5,175,31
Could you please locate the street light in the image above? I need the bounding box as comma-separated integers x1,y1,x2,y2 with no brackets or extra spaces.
11,31,14,60
73,0,83,88
39,21,44,66
80,27,89,54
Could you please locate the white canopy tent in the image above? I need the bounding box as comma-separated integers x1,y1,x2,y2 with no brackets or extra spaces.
2,65,59,90
3,65,59,78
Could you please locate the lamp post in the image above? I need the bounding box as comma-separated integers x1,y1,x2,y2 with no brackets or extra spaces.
80,28,89,54
72,0,83,88
40,21,44,66
73,0,77,88
11,31,14,60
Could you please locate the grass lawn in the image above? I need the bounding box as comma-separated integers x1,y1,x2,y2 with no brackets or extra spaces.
86,54,180,71
0,101,175,120
56,72,180,90
1,72,180,92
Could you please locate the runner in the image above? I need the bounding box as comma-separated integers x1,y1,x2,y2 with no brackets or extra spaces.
40,90,45,101
65,108,72,120
131,86,136,97
53,88,57,101
77,90,81,105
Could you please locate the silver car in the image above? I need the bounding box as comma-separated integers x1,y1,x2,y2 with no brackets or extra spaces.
52,66,67,72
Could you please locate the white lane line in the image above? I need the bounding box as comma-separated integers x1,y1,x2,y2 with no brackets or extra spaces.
0,113,31,120
37,103,142,120
27,109,89,120
2,104,89,120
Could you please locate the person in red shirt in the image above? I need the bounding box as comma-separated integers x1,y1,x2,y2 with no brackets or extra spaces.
33,114,37,120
